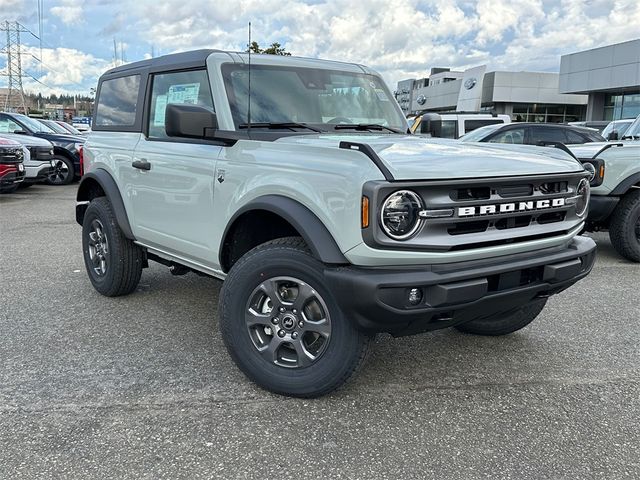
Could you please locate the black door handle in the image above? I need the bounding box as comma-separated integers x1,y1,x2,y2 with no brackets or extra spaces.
132,159,151,171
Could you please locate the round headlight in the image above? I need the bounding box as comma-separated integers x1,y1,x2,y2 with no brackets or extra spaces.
582,163,596,182
380,190,423,240
574,178,590,217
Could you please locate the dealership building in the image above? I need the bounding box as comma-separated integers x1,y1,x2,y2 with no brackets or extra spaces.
559,39,640,121
397,38,640,123
396,66,588,123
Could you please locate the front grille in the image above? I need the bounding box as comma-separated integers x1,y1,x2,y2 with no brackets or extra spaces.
0,147,23,164
364,172,587,252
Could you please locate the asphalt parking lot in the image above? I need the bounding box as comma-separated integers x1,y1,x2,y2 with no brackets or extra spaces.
1,184,639,479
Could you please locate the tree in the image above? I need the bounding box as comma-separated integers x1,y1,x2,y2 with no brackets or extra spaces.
246,41,291,56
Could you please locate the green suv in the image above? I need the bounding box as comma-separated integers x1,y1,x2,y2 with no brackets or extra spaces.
76,50,596,397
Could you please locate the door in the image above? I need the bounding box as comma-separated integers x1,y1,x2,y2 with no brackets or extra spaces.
131,69,222,265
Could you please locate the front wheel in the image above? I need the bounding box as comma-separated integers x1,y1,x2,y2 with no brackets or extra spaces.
608,190,640,262
219,237,372,398
454,298,547,336
46,156,74,185
0,184,19,194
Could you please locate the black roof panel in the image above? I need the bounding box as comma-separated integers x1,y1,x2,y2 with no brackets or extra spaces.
102,49,222,77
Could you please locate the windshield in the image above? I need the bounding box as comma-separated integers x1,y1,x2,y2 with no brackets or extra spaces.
602,120,633,138
42,120,69,134
12,114,55,133
59,122,82,134
221,64,406,132
459,123,504,142
621,115,640,139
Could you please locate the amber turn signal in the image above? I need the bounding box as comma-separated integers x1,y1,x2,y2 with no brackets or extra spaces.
361,196,370,228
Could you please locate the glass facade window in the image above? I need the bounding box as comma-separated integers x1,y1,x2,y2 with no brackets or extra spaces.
603,91,640,121
511,104,585,123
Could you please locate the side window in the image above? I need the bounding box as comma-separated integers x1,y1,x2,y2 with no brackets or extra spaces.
566,130,587,144
440,120,457,138
148,70,214,139
530,127,567,144
489,127,525,144
95,75,141,127
0,116,23,134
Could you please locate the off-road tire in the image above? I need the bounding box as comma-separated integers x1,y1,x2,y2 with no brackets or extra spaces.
608,190,640,262
454,298,547,336
219,237,372,398
82,197,143,296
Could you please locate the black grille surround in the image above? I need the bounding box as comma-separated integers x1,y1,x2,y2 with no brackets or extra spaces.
362,172,590,252
27,146,55,161
0,146,24,164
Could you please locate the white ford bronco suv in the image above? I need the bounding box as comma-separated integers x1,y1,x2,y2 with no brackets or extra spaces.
568,114,640,262
77,50,596,397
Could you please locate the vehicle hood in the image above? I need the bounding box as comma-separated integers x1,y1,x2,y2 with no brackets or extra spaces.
0,133,53,148
33,132,86,144
276,134,583,180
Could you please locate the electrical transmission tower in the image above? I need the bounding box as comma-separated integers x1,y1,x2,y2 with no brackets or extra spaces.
0,21,28,113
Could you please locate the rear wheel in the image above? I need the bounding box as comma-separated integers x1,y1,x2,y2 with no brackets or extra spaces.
82,197,143,296
46,156,74,185
219,237,372,398
609,190,640,262
454,298,547,336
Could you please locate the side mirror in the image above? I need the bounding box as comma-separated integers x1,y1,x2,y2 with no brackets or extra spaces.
13,129,26,135
607,130,618,141
165,104,218,139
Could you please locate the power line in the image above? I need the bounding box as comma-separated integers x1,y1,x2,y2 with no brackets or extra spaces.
28,53,86,88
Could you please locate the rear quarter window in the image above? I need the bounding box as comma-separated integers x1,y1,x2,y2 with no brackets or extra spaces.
94,75,141,128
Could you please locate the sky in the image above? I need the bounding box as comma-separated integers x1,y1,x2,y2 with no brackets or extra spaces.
1,0,639,96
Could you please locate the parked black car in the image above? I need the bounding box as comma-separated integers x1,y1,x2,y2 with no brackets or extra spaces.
460,122,605,145
0,137,26,193
0,112,85,185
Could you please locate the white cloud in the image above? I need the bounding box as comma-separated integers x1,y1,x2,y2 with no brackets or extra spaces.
50,0,85,25
21,47,110,95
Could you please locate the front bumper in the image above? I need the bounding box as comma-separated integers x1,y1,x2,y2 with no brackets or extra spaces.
326,236,596,336
24,164,54,183
0,165,25,185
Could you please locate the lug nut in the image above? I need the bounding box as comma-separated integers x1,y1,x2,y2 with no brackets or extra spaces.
298,320,304,328
279,306,286,313
271,317,279,325
291,332,298,339
277,330,286,338
292,309,298,314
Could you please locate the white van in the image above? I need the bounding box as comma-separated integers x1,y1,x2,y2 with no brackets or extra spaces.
411,112,511,138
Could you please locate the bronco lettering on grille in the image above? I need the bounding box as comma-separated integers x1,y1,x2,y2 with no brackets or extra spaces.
458,198,566,217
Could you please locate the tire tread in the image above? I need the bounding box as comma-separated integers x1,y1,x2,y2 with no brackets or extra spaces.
608,190,640,262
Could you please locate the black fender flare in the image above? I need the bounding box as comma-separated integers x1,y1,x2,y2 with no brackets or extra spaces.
76,169,135,240
221,195,348,265
611,172,640,195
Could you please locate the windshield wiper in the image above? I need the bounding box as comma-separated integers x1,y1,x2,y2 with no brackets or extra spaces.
238,122,324,133
333,123,404,133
